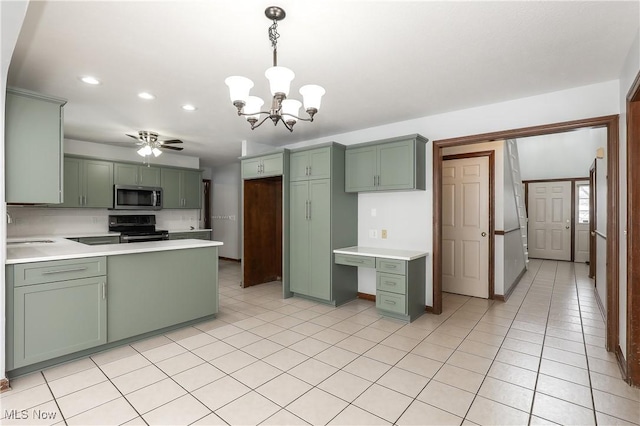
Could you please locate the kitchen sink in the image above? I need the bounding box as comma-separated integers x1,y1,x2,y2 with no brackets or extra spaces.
7,239,55,245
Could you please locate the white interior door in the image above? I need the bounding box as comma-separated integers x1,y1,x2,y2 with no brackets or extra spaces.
527,181,572,261
574,180,590,263
442,156,490,299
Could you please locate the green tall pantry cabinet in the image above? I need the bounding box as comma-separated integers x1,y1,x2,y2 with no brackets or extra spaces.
289,143,358,305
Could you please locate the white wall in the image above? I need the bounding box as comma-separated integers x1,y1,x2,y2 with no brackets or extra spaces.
1,0,30,385
282,80,620,306
211,162,241,259
503,142,526,294
516,128,606,180
617,28,639,360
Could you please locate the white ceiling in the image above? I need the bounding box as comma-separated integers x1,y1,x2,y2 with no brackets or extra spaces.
7,1,639,167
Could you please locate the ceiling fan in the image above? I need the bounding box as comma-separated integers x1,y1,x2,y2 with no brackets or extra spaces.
126,130,184,157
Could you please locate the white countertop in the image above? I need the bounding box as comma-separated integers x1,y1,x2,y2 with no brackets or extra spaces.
333,246,429,261
6,237,223,264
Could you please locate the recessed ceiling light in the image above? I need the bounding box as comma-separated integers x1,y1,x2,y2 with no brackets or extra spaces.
80,76,101,85
182,104,197,111
138,92,155,100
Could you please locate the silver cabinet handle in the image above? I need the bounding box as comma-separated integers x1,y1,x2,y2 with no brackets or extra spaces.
347,258,364,264
384,300,396,305
42,267,88,275
79,196,82,205
308,166,311,176
385,281,397,286
102,282,106,299
308,200,311,220
386,264,397,269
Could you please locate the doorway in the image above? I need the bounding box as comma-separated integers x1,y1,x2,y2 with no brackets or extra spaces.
442,153,492,298
202,179,211,230
526,180,572,261
243,176,283,287
433,115,619,355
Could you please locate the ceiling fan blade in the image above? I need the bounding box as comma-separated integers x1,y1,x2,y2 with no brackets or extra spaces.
126,133,141,140
160,139,183,144
161,145,184,151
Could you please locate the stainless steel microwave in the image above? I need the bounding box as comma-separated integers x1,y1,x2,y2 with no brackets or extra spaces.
113,185,162,210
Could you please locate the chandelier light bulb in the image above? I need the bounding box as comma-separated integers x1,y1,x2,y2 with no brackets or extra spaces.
265,66,295,96
281,99,302,122
244,96,265,120
224,76,254,105
299,85,326,112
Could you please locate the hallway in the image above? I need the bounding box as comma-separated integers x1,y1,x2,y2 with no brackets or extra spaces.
1,259,638,425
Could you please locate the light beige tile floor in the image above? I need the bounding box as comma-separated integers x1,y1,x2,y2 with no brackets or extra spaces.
2,259,639,425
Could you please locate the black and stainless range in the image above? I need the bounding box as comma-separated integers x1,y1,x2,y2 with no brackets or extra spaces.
109,215,169,243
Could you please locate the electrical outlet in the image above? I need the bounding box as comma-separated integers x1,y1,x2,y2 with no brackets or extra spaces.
381,229,388,239
369,229,378,239
371,208,377,217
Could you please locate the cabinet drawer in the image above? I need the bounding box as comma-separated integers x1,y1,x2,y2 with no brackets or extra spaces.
376,272,407,295
376,258,406,275
376,290,406,315
334,254,375,268
14,257,107,286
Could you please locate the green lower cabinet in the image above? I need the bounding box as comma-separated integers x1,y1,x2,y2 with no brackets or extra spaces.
169,231,211,240
13,276,107,369
107,248,218,342
375,256,426,322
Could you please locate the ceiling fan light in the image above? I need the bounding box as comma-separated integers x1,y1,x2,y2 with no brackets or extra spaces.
152,147,162,157
225,76,253,105
265,66,295,96
244,96,264,120
299,84,325,111
281,99,302,122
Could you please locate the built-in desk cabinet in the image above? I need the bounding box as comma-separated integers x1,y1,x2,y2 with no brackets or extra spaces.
334,247,427,322
114,163,161,186
345,134,427,192
5,88,66,204
6,257,107,369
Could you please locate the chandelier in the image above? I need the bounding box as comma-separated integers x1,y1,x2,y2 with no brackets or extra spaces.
224,6,325,132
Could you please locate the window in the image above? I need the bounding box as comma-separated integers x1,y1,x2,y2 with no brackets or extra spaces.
577,184,590,224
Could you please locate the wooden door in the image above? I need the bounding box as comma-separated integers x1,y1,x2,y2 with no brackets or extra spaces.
442,156,490,298
528,181,572,261
243,177,282,287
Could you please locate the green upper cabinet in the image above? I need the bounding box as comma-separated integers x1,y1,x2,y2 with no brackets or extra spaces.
290,147,331,181
5,88,66,204
114,162,161,186
345,134,427,192
241,152,284,179
58,157,114,208
161,167,201,209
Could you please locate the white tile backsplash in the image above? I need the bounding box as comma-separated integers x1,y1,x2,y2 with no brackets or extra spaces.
6,207,200,237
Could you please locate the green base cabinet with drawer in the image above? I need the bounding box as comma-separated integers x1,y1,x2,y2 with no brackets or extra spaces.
345,134,427,192
169,230,211,240
289,143,358,306
375,257,426,322
6,257,107,369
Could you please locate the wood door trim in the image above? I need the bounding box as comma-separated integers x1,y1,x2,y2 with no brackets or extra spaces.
626,73,640,386
433,115,619,361
442,151,495,300
589,160,597,279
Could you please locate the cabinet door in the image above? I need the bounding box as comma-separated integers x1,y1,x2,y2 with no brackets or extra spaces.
345,146,377,192
5,90,64,204
113,163,139,185
289,151,310,182
139,166,161,186
377,140,415,191
289,181,310,295
308,179,331,301
241,158,262,179
84,160,114,208
13,277,107,368
261,153,284,177
307,147,331,180
161,168,182,208
182,170,202,209
58,157,82,207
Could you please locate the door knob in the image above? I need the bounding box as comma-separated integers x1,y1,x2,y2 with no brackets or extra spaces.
591,231,596,236
481,232,487,237
565,226,570,229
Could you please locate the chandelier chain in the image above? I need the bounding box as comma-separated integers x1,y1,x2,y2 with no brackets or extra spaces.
268,19,280,51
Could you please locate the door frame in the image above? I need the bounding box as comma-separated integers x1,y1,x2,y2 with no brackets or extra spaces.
523,177,588,263
442,151,495,299
625,71,640,386
432,115,619,355
589,161,597,279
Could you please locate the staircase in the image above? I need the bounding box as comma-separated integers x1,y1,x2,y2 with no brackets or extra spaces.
506,139,529,269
